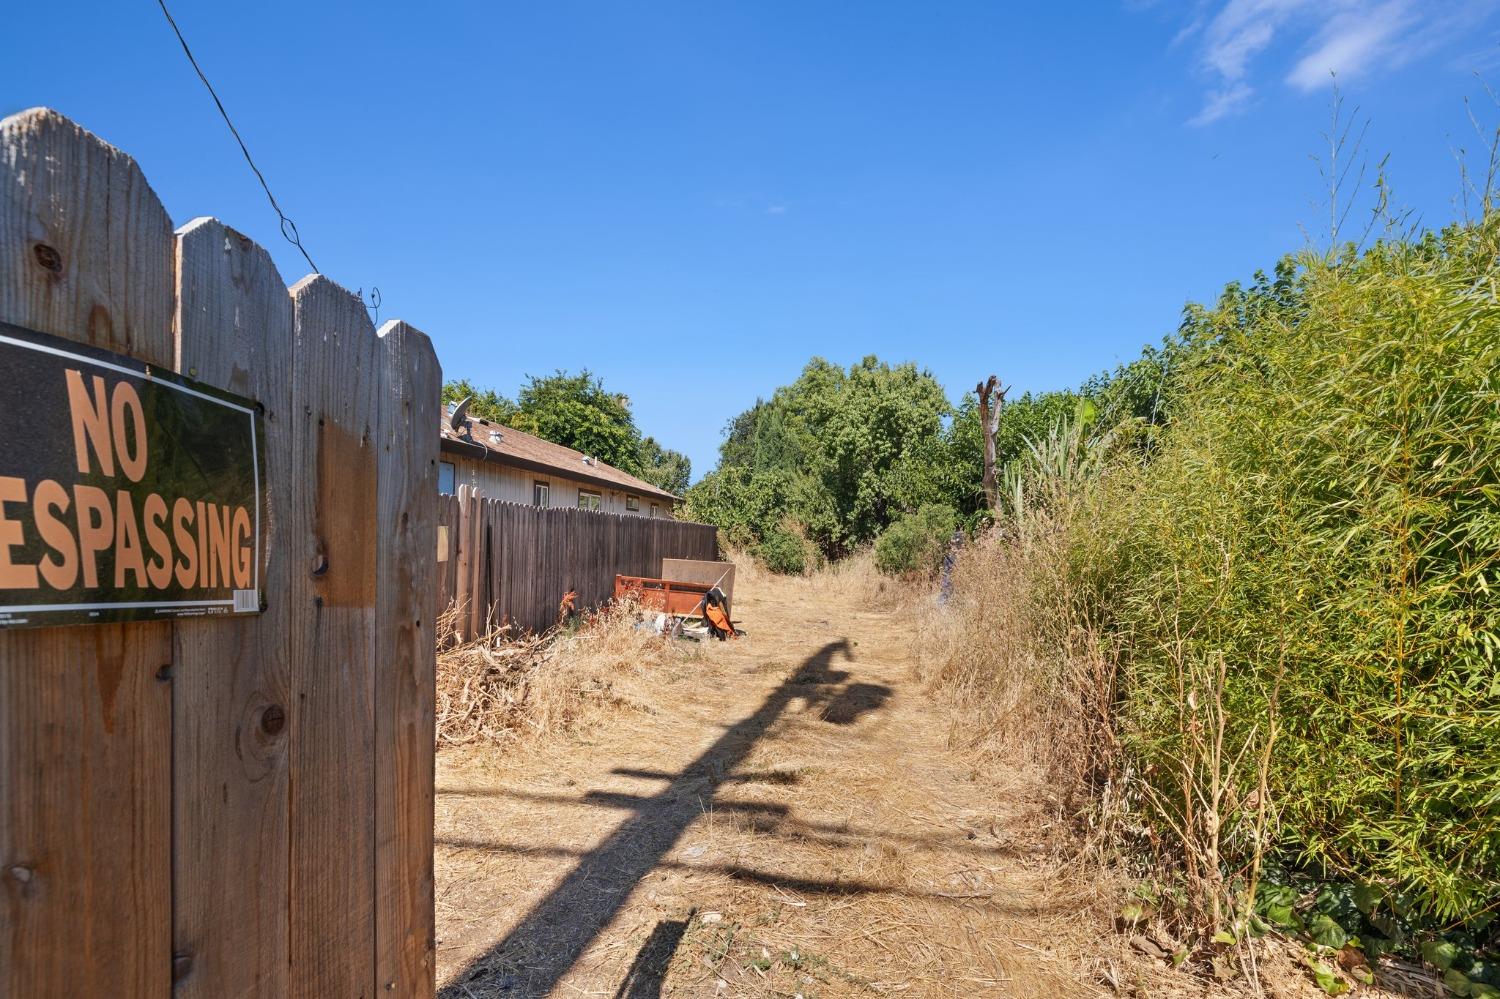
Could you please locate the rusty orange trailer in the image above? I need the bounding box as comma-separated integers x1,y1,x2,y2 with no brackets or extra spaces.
613,574,717,616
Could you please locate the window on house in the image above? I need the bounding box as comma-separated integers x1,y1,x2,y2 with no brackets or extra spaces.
650,503,659,518
533,481,549,508
625,495,639,512
438,460,455,494
577,490,601,512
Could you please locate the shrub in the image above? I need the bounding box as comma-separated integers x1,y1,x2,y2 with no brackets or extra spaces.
756,527,810,575
929,216,1500,928
1111,226,1500,923
874,504,958,576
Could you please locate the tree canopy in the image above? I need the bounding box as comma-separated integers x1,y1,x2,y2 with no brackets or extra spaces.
686,354,1143,566
688,356,961,557
441,369,692,494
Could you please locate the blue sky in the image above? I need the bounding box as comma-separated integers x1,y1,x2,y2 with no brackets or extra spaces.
4,2,1499,481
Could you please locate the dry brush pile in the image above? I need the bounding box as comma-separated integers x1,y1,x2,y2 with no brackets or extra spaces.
435,600,698,749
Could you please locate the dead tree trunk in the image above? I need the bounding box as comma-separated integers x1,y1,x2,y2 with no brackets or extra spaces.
976,375,1006,511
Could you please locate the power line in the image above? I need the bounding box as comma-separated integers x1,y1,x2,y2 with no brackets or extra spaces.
155,0,319,275
155,0,386,321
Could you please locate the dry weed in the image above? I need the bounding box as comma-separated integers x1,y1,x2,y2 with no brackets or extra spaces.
916,521,1116,808
435,599,705,748
723,545,923,613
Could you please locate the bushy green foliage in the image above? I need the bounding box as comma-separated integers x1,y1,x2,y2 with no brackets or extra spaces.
441,370,691,493
691,355,1083,557
508,369,645,474
755,527,812,575
442,377,516,424
1118,224,1500,920
874,504,958,576
636,435,691,495
683,466,802,549
988,221,1500,924
691,356,954,556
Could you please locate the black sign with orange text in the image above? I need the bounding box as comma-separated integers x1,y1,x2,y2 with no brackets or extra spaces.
0,321,265,629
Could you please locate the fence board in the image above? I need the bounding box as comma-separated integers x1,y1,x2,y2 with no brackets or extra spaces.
0,108,175,996
453,486,472,639
439,498,719,633
436,493,459,626
172,217,294,998
287,275,381,998
374,320,440,994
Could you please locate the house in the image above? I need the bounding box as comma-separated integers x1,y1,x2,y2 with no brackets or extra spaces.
438,408,682,518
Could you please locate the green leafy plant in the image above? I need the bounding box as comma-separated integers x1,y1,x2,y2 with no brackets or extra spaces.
874,504,958,576
755,526,812,576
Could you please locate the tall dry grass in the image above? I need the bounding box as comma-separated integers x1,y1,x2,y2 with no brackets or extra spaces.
916,425,1121,820
725,542,922,612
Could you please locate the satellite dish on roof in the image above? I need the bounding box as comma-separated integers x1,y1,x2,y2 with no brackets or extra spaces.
449,397,472,432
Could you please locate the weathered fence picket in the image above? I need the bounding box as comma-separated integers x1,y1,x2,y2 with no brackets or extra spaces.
443,497,719,637
0,105,176,998
173,216,295,997
0,109,440,997
374,318,441,994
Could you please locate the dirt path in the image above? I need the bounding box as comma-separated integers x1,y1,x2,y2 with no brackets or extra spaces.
434,576,1099,998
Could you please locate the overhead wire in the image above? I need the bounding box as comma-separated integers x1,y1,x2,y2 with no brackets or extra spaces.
154,0,382,318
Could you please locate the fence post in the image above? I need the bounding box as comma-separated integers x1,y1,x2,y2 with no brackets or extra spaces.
453,485,473,640
0,108,175,996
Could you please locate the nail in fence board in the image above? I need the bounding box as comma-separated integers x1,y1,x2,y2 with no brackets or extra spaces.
172,217,294,998
0,108,175,997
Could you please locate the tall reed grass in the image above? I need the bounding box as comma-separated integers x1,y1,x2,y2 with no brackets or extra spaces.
926,216,1500,927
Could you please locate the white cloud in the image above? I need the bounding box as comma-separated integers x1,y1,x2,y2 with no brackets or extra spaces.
1189,81,1256,124
1286,2,1415,90
1158,0,1500,125
1199,0,1306,81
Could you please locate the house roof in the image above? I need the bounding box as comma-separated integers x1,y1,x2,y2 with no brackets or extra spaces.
439,411,682,503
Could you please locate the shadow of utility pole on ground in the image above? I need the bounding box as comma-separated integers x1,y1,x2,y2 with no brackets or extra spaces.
440,639,861,998
612,912,694,999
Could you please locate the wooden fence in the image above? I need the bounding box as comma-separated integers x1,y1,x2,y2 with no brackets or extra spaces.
0,109,440,996
438,489,719,637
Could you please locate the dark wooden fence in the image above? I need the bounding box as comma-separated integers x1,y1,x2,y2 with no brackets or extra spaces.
438,487,719,637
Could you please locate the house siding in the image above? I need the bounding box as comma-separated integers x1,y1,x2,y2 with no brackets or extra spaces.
445,454,674,519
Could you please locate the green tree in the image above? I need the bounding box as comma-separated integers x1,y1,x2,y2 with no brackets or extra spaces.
690,355,953,557
874,503,959,576
441,378,516,424
441,370,692,484
509,369,642,473
636,435,691,495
